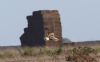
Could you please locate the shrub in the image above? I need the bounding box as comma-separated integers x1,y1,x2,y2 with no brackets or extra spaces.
19,47,39,56
65,47,97,62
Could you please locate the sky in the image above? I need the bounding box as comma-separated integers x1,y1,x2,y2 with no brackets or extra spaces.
0,0,100,46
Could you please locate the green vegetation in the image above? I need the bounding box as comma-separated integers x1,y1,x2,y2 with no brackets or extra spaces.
96,48,100,53
0,47,62,59
19,47,62,57
0,51,19,58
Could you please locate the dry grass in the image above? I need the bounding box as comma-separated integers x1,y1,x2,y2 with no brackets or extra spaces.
0,46,99,62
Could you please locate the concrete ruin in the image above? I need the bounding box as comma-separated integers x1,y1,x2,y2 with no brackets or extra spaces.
20,10,62,47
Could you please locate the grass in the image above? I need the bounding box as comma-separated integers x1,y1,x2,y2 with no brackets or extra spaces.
96,48,100,53
66,47,97,62
0,47,63,62
19,47,62,57
0,50,19,58
0,46,99,62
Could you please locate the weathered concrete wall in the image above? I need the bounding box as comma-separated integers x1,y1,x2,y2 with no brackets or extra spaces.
20,10,62,47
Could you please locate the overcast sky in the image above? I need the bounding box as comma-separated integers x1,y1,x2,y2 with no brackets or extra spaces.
0,0,100,46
